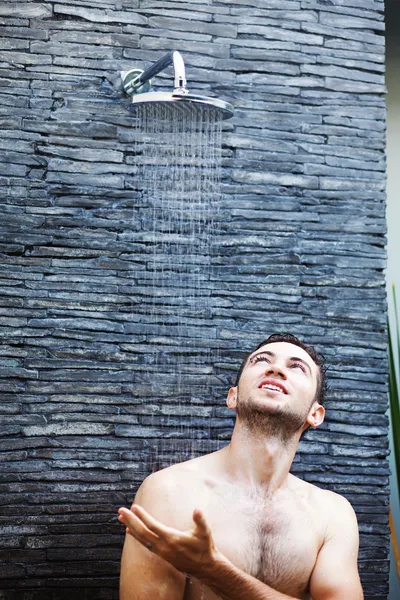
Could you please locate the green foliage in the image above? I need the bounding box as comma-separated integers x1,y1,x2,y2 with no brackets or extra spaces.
389,284,400,507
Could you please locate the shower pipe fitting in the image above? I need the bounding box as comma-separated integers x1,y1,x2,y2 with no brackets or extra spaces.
121,51,188,97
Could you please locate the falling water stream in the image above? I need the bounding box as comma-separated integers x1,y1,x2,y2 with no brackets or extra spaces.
134,101,223,468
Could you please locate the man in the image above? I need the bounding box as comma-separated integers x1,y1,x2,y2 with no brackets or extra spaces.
119,333,364,600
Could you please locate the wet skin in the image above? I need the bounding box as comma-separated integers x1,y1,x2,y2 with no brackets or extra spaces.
119,342,363,600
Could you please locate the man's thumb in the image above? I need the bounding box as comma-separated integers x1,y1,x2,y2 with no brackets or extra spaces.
193,509,208,532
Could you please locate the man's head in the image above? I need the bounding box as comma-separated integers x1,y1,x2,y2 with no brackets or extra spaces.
234,333,327,405
227,333,327,440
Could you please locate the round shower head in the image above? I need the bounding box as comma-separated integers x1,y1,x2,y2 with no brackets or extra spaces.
127,91,234,120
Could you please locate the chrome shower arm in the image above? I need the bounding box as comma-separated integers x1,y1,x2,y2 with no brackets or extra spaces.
142,51,187,91
122,51,188,96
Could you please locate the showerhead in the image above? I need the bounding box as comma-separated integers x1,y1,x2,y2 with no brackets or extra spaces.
121,51,234,120
127,91,233,120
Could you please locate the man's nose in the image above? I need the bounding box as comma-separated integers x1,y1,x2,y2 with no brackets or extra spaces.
265,364,287,379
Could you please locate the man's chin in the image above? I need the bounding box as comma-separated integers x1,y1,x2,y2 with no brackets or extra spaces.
237,402,287,421
236,401,307,436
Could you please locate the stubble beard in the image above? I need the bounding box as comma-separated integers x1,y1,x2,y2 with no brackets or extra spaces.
236,391,309,444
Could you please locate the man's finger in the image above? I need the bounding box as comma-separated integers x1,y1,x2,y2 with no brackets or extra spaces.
192,509,211,536
131,504,176,538
118,507,159,546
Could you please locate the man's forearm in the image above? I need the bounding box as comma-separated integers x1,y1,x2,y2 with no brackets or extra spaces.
198,553,297,600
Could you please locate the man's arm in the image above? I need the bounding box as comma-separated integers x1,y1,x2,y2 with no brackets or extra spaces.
119,474,187,600
197,555,294,600
308,493,364,600
118,493,364,600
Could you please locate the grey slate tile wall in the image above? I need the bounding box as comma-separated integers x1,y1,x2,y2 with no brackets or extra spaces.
0,0,389,598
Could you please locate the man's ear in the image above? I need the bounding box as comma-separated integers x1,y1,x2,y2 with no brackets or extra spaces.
226,387,238,410
305,402,325,430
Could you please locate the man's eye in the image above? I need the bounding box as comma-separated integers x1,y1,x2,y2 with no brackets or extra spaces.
291,362,306,372
250,354,270,364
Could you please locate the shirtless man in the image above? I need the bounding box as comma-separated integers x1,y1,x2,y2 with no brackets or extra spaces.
118,333,364,600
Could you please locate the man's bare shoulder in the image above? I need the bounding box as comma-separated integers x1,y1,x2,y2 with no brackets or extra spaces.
309,480,355,514
290,474,357,527
134,454,214,528
315,486,359,536
141,454,213,491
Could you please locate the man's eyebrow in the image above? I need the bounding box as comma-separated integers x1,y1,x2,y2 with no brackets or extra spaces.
290,356,312,374
248,350,275,362
248,351,312,375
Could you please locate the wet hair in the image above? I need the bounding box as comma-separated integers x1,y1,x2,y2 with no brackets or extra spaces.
234,332,328,405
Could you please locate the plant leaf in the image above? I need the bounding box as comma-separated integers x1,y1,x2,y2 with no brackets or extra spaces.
389,286,400,508
393,282,400,368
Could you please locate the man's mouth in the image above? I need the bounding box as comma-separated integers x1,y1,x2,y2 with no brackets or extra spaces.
258,379,288,394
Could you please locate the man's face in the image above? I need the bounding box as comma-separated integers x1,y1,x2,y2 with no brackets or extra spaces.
227,341,323,434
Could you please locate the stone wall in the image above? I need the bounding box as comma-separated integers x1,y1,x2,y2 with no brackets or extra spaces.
0,1,388,598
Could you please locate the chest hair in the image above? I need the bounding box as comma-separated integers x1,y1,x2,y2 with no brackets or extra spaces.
230,490,315,597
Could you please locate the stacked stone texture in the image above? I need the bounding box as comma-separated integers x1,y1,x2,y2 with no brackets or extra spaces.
0,0,388,598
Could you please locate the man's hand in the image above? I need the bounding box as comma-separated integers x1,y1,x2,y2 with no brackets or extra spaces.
118,504,293,600
118,504,220,579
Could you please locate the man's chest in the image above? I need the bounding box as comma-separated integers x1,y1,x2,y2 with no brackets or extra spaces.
199,488,322,598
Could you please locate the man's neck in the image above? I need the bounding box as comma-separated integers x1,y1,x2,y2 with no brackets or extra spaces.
221,421,300,495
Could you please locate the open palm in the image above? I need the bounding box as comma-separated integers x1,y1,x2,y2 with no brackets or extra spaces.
118,504,219,577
